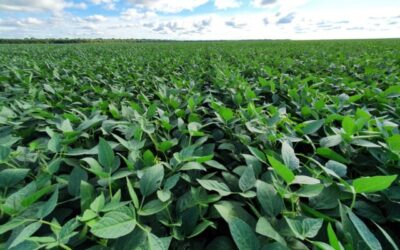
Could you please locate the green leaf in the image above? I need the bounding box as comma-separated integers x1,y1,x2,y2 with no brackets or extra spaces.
218,106,234,122
348,210,382,250
325,160,347,178
48,134,61,153
188,220,214,238
197,179,231,196
0,218,25,235
0,169,30,188
140,164,164,196
320,135,342,148
342,116,357,135
327,223,342,250
316,147,350,164
68,166,88,196
98,138,116,172
387,135,400,154
301,119,325,134
281,141,300,170
248,146,266,163
21,185,54,208
256,217,287,246
90,210,136,239
180,162,206,171
126,178,139,208
139,199,170,216
228,217,260,250
0,145,11,162
256,181,284,217
90,193,105,212
285,217,323,240
353,175,397,193
267,155,295,183
9,222,42,248
37,188,58,218
80,181,95,211
239,167,256,192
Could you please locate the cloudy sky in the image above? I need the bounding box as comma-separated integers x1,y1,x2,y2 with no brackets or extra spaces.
0,0,399,40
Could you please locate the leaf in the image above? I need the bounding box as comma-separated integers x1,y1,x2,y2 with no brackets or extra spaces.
197,179,231,196
228,217,260,250
0,169,30,188
301,119,325,134
239,167,256,192
267,155,295,183
138,199,170,216
256,181,284,217
320,135,342,148
256,217,287,246
285,217,323,240
126,178,139,208
80,181,95,211
68,166,88,196
9,222,42,248
37,188,58,218
342,116,357,135
327,223,342,250
281,141,300,170
218,106,234,122
140,164,164,196
21,185,54,208
188,220,214,238
48,134,61,153
180,162,206,171
387,135,400,154
292,175,320,185
0,145,11,162
90,193,105,212
353,175,397,193
316,147,350,164
98,138,116,172
248,146,266,163
348,210,382,250
351,139,381,148
90,210,136,239
325,160,347,177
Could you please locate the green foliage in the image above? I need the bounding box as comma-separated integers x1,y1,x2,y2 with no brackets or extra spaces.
0,40,399,249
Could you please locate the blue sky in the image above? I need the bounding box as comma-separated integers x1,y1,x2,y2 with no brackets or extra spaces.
0,0,399,39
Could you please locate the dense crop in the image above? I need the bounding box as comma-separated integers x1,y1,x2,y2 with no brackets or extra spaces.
0,40,399,250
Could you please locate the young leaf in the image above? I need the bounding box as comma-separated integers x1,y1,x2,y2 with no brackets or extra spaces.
353,175,397,193
267,155,295,183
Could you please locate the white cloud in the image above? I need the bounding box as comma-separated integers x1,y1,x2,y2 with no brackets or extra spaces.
126,0,209,13
91,0,117,10
214,0,241,10
0,0,86,12
251,0,309,12
121,8,157,20
85,15,107,22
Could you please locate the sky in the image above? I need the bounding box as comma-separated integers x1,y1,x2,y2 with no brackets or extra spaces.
0,0,399,40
